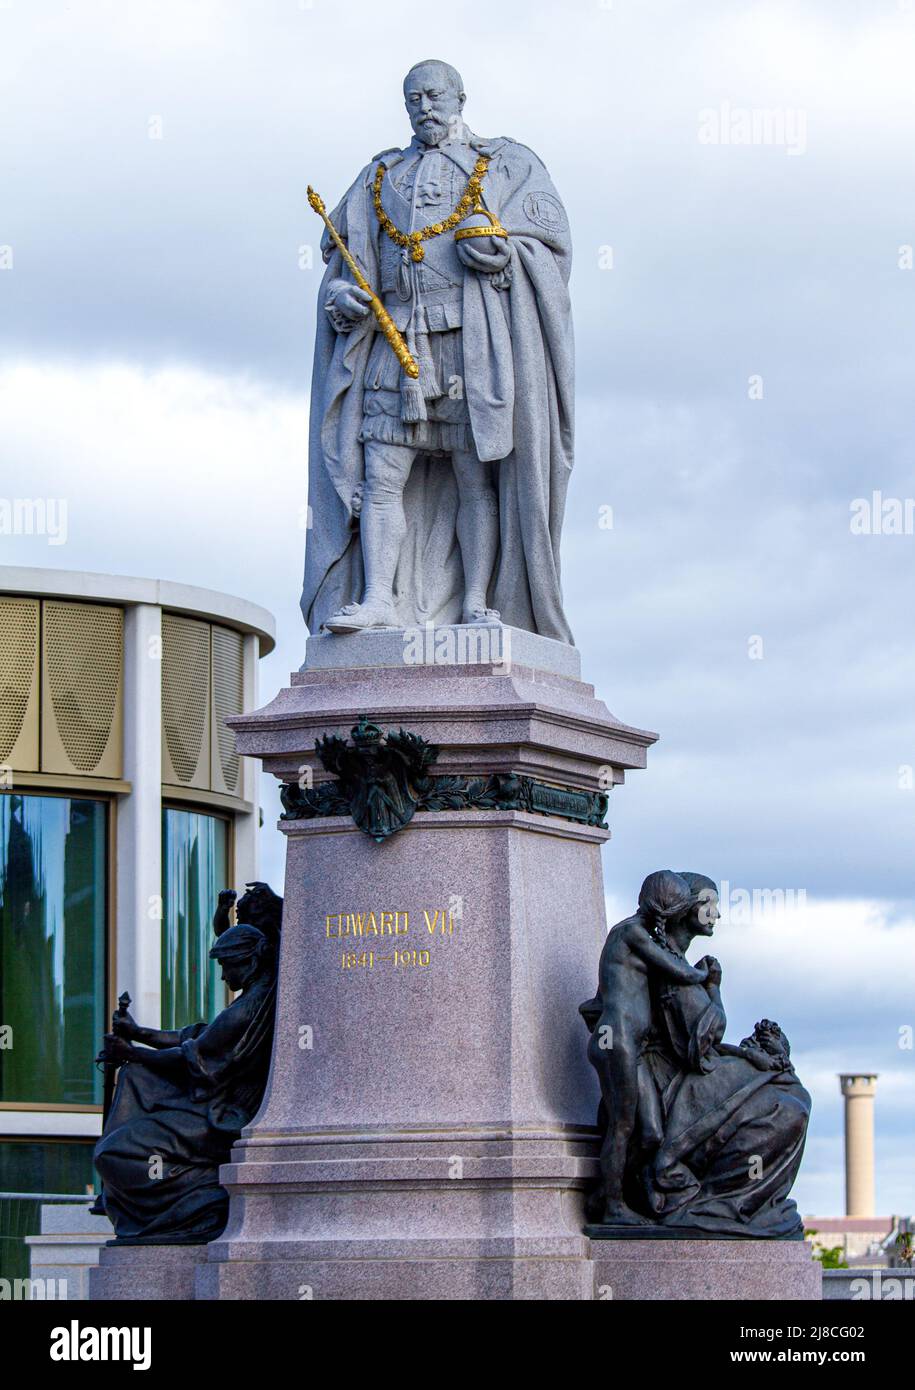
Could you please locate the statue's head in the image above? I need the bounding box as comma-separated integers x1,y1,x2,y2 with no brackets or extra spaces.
210,923,271,991
676,871,720,937
235,881,283,939
637,870,693,946
403,59,465,147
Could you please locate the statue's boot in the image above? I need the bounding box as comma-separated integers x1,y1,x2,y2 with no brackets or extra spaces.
324,598,398,634
461,605,501,626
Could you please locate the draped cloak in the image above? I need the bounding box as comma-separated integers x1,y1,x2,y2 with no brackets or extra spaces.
642,981,811,1237
301,135,575,643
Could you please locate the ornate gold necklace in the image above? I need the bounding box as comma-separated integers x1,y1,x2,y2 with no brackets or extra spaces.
372,154,506,263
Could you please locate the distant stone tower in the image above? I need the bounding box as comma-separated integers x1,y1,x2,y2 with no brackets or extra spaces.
839,1074,878,1217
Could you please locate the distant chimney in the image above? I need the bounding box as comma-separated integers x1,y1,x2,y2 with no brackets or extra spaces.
838,1074,878,1217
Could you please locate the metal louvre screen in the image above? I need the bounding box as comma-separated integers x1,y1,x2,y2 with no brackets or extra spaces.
41,601,123,777
210,625,243,797
0,597,40,770
161,613,211,789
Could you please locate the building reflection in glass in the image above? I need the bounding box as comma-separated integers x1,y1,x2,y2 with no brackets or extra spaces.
0,794,106,1106
161,806,227,1031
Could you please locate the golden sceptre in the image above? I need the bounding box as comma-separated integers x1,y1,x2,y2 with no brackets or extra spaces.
307,186,419,379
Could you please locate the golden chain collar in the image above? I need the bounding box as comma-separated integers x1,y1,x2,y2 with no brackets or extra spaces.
372,155,491,263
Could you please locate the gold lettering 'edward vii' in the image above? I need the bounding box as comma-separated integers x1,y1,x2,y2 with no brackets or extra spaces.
325,911,410,938
324,909,459,938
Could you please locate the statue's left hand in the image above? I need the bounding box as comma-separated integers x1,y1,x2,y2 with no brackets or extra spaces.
456,237,511,273
111,1009,139,1040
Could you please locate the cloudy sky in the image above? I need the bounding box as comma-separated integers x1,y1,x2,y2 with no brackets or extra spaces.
1,0,913,1218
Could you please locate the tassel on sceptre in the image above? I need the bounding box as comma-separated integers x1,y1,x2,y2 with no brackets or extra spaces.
400,330,428,422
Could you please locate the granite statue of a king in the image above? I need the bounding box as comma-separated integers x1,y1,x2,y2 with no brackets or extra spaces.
88,61,819,1304
303,57,574,642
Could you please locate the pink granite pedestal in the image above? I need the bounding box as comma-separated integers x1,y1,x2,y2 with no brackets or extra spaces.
197,630,657,1301
589,1238,823,1301
90,1243,206,1300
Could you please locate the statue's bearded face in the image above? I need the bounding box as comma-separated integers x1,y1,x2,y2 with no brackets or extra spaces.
403,64,465,147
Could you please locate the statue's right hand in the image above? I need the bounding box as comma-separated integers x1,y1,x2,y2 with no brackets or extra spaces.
697,954,722,987
97,1034,134,1065
325,282,373,330
112,1010,138,1040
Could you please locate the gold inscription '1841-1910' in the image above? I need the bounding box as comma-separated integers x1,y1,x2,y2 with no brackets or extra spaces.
326,907,459,971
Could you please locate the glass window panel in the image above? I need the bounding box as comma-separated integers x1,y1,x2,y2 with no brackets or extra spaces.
0,1137,96,1193
161,807,228,1031
0,793,107,1106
